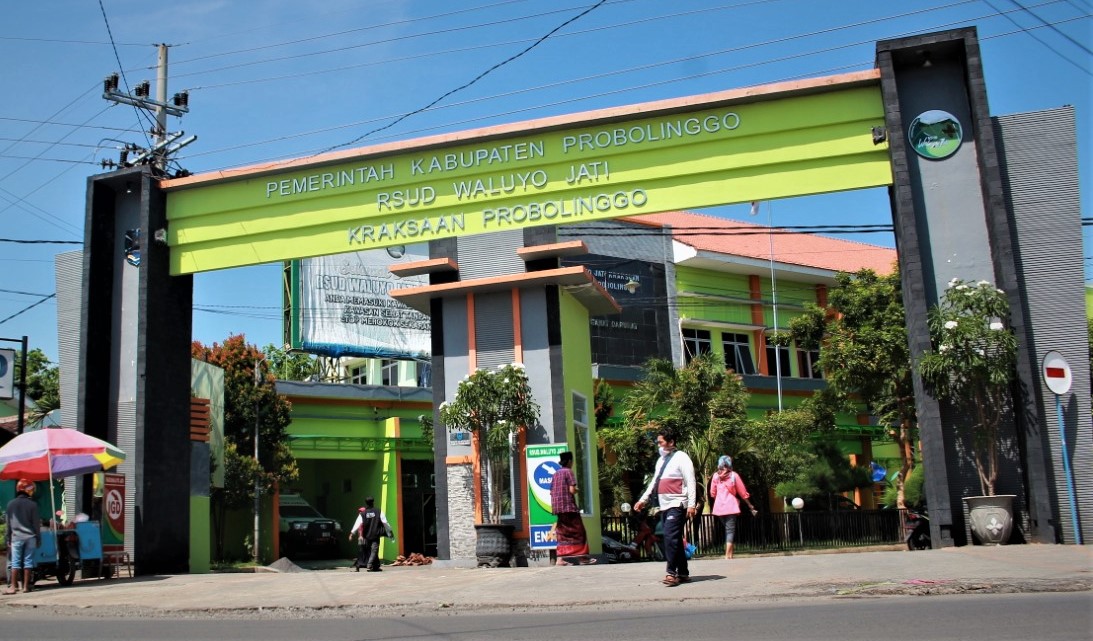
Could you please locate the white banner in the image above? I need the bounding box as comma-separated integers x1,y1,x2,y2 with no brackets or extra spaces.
0,348,14,400
296,246,432,358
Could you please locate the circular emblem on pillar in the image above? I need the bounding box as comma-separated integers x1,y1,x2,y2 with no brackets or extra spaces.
106,489,124,520
908,109,963,160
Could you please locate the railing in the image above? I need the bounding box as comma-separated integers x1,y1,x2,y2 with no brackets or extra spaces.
602,509,905,558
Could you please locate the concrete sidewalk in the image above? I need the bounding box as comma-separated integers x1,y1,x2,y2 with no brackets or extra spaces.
2,545,1090,616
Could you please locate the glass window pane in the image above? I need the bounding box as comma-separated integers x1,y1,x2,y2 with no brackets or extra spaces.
572,391,592,514
765,345,791,377
722,333,755,375
682,328,712,363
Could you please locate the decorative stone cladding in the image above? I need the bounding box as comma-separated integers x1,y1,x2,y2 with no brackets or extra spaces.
446,463,477,560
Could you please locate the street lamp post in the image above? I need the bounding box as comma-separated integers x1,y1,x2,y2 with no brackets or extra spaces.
791,497,804,547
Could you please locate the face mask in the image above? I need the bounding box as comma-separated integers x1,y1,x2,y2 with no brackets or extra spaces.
658,446,669,457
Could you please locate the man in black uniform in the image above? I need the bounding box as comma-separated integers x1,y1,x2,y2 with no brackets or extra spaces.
348,496,391,572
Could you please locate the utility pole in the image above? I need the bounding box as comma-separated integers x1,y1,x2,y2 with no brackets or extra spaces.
101,43,196,175
254,358,262,564
154,44,169,171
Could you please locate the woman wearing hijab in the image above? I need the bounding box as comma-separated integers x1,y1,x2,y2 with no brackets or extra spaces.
708,456,757,560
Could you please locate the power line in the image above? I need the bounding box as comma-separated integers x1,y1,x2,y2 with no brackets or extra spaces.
0,116,139,133
0,294,55,326
1006,0,1093,56
319,0,609,154
0,35,148,46
172,0,538,67
182,0,938,91
983,0,1092,74
0,155,98,165
177,1,1069,169
0,287,54,296
0,238,83,245
0,137,119,149
6,2,1078,169
96,0,155,150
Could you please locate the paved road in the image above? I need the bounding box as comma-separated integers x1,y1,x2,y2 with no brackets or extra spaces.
0,544,1088,618
1,593,1089,640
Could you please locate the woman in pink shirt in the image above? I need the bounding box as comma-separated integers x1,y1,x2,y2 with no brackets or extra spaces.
708,455,757,560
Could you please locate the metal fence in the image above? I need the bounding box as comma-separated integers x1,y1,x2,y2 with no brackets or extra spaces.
602,509,905,559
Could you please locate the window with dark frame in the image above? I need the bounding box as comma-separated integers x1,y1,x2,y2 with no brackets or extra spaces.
682,327,712,363
722,332,756,375
797,349,822,379
764,342,792,378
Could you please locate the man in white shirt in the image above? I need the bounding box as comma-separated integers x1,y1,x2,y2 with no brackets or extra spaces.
635,429,696,586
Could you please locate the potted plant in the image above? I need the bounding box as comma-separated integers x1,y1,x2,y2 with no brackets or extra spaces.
919,278,1018,544
440,363,540,565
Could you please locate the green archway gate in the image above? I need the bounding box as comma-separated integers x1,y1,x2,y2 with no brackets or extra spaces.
161,73,888,274
78,28,1087,572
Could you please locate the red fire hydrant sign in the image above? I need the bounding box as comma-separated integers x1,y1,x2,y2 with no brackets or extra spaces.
1042,350,1072,395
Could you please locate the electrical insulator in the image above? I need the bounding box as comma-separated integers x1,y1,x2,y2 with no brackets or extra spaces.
172,91,189,107
103,73,119,93
135,81,150,97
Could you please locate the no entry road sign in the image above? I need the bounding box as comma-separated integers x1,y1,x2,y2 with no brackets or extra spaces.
1042,350,1072,395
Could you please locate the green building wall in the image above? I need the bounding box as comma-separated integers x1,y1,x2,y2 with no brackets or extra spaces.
559,288,602,551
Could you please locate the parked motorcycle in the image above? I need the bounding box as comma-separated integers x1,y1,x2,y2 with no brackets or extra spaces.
905,507,931,550
619,503,664,562
601,534,638,563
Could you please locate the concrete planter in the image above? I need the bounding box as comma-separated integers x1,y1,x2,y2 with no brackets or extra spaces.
964,495,1015,545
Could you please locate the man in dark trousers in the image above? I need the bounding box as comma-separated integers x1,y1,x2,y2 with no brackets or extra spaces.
5,479,40,594
348,496,391,572
634,429,697,587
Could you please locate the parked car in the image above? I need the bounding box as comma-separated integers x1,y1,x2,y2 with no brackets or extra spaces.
278,493,342,558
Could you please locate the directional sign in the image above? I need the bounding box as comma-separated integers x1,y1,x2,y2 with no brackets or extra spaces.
1041,350,1072,395
0,348,14,400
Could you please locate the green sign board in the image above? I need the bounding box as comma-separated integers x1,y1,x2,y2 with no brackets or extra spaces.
164,76,891,275
527,443,567,550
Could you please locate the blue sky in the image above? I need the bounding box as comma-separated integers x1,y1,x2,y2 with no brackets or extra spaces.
1,0,1089,363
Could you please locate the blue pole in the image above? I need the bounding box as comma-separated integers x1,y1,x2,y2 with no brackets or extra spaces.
1055,394,1082,544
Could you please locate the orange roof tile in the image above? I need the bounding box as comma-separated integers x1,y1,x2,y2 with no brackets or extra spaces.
626,211,896,275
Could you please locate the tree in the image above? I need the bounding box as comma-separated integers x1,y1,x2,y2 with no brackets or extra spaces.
261,344,318,382
733,408,816,495
788,268,919,508
775,441,874,502
919,279,1017,496
439,363,540,523
192,335,299,559
620,353,750,509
